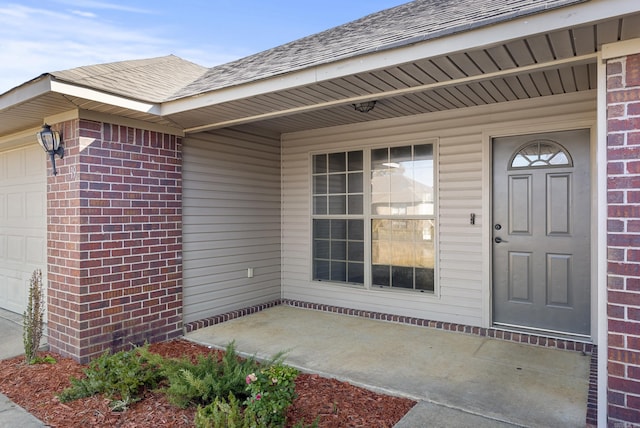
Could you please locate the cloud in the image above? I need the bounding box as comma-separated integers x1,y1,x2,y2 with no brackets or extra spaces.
70,10,97,18
0,3,238,94
53,0,154,14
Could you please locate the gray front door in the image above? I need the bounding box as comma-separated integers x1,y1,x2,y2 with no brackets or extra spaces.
492,129,590,336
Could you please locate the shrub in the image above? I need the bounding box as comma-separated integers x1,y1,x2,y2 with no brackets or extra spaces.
194,393,259,428
57,344,165,411
245,364,299,427
164,342,261,408
23,269,45,364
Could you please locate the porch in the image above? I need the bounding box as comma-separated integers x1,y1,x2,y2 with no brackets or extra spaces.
186,305,591,427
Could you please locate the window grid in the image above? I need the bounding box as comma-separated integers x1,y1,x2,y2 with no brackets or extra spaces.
312,151,365,285
312,144,435,292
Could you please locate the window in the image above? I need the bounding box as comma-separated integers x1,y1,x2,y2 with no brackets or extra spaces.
312,151,365,284
312,143,435,292
371,144,434,291
510,139,572,169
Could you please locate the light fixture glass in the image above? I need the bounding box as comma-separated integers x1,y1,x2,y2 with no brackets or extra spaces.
36,124,64,175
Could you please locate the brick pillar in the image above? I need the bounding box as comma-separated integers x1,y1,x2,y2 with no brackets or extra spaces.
606,53,640,425
46,119,183,363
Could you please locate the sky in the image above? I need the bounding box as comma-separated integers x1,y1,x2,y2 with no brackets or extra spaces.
0,0,408,94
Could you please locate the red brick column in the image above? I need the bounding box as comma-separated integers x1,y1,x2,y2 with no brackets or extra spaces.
46,119,182,363
606,53,640,425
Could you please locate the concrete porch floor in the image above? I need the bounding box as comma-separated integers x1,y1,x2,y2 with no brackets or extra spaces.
186,306,590,428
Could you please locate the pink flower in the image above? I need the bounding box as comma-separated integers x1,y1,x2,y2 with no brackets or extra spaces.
246,373,257,384
255,393,261,400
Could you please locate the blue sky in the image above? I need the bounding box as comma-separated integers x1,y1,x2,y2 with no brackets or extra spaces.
0,0,408,93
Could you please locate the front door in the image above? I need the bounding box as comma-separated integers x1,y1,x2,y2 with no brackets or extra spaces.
492,129,591,336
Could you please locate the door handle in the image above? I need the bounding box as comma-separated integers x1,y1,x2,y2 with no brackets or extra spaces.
494,237,507,244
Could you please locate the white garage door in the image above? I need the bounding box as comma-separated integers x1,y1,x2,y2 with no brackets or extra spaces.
0,144,47,314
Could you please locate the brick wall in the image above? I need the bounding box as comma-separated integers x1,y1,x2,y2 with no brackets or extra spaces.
47,119,183,363
607,53,640,425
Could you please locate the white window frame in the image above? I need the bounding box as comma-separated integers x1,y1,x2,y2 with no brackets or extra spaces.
310,137,439,294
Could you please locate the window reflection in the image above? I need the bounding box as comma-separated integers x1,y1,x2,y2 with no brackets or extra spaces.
510,140,572,169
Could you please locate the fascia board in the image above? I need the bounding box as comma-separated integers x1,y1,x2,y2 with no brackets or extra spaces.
162,0,639,116
49,80,161,115
0,76,52,112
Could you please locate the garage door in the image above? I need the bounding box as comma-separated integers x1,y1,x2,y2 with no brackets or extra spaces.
0,144,47,314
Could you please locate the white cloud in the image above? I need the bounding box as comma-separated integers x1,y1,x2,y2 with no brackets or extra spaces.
70,10,97,18
53,0,154,14
0,3,237,94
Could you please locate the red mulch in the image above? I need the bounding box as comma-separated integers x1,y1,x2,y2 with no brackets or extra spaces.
0,339,415,427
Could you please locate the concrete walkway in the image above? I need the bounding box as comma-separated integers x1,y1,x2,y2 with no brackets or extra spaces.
0,309,47,428
186,306,590,428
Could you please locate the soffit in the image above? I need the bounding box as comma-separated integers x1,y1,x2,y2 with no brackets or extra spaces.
168,14,639,135
0,90,178,137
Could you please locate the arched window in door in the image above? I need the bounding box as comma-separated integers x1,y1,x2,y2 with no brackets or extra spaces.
509,139,573,169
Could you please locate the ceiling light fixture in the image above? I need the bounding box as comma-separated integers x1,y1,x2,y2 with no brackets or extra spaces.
353,101,376,113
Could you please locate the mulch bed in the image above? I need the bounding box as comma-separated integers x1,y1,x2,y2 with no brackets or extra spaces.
0,339,415,427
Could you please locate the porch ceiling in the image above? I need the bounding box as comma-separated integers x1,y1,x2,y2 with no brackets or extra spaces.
168,14,638,135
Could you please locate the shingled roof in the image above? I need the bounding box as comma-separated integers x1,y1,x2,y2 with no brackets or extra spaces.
169,0,586,100
44,0,586,104
50,55,207,103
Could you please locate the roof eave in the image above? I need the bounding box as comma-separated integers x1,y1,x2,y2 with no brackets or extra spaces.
0,74,162,119
49,80,161,115
0,74,54,112
160,0,639,119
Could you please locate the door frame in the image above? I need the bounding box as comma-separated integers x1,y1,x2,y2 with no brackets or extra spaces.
482,118,598,342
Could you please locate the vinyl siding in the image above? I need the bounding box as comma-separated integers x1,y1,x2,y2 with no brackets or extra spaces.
182,129,281,324
281,92,596,327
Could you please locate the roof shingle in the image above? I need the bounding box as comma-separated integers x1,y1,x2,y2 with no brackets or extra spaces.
51,55,207,103
170,0,586,100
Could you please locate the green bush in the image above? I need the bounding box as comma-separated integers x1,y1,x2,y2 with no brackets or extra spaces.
245,364,299,427
56,340,301,426
194,393,259,428
164,342,261,408
57,344,165,411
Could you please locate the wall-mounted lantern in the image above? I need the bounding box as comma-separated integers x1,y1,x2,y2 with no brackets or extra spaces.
36,124,64,176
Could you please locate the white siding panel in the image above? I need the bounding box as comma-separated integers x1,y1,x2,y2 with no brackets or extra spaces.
182,129,281,324
282,92,596,327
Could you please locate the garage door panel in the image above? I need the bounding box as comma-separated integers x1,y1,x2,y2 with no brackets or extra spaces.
7,235,25,262
26,236,46,264
7,193,24,220
6,150,25,178
25,149,45,177
26,191,45,218
0,145,46,315
0,271,27,314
